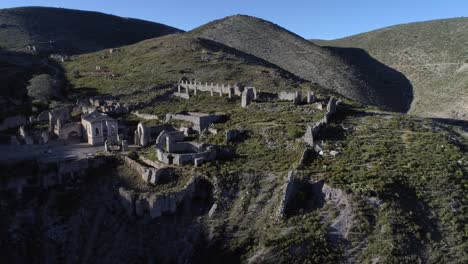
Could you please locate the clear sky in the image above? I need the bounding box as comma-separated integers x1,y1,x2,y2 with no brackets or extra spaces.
0,0,466,40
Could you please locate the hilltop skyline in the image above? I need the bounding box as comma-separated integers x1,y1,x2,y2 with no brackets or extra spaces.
0,0,466,40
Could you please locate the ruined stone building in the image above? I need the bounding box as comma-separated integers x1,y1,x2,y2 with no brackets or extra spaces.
165,112,224,133
81,111,118,145
155,130,216,166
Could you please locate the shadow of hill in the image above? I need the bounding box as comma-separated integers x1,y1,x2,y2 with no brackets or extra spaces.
322,46,414,113
0,6,183,55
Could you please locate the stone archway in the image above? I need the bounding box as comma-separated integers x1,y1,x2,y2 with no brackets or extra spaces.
57,122,82,141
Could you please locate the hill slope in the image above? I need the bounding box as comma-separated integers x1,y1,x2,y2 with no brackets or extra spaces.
190,15,413,113
314,18,468,120
63,33,313,103
0,6,182,54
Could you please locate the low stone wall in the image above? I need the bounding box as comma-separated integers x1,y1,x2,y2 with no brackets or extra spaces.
173,92,190,99
121,156,169,185
131,111,159,120
156,146,216,166
165,113,223,132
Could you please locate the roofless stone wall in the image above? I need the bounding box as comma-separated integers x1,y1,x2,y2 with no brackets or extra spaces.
178,80,243,98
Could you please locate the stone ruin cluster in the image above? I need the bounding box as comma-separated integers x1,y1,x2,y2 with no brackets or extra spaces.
277,97,341,220
155,130,217,167
10,106,73,146
77,96,130,115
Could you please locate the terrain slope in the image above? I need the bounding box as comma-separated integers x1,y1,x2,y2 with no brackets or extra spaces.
191,15,413,113
314,18,468,120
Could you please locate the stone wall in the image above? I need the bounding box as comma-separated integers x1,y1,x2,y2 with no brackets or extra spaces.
56,122,82,140
48,106,71,132
241,87,256,108
131,111,159,120
165,113,223,132
302,96,339,147
135,123,172,147
121,156,170,185
179,80,243,98
118,176,211,219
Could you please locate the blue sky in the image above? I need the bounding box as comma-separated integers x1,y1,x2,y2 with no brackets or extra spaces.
1,0,466,39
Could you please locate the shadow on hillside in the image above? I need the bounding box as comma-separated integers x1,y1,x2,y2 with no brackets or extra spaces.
322,46,414,113
0,48,71,116
431,117,468,129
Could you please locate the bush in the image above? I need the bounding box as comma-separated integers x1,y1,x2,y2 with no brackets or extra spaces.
27,74,62,103
287,126,303,139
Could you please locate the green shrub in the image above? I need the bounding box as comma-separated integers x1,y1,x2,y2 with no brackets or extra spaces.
287,126,303,139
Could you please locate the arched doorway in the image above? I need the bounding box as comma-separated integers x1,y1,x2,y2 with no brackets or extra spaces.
67,131,81,143
167,155,174,165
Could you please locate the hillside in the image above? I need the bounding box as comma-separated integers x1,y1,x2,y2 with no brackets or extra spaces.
63,33,319,104
190,15,413,113
313,18,468,120
0,6,182,54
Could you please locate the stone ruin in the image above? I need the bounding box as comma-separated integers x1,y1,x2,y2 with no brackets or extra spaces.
77,96,130,115
118,176,211,219
48,106,72,132
241,87,256,108
165,112,224,133
303,96,339,147
177,79,244,99
121,156,172,185
155,130,217,166
134,122,173,147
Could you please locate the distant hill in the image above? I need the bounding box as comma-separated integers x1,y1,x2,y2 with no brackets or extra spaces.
0,6,182,54
314,18,468,120
190,15,414,113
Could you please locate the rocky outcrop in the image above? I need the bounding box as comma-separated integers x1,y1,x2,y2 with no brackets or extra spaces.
276,171,298,219
310,180,353,241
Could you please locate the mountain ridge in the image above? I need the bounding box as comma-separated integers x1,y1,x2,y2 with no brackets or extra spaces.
190,14,414,113
0,6,183,54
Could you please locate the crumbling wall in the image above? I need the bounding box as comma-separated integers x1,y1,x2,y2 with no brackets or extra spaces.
165,113,223,132
121,156,170,185
57,122,82,140
118,176,211,219
48,106,71,131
